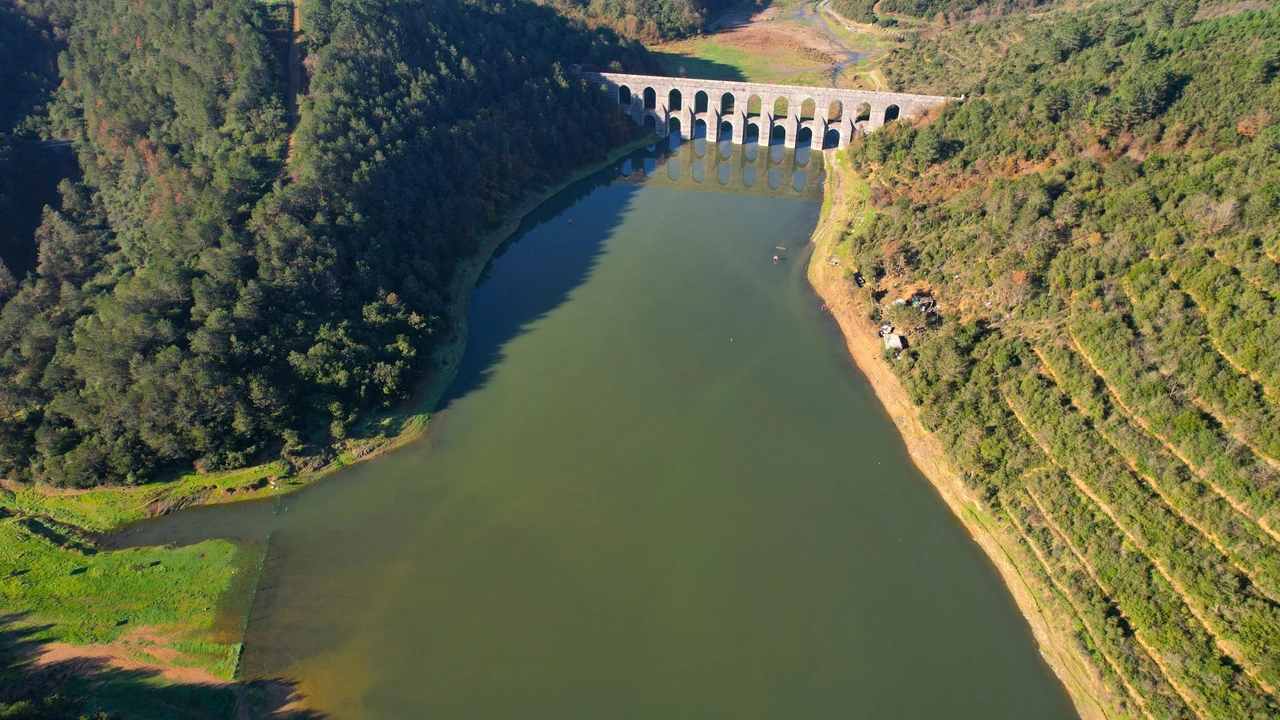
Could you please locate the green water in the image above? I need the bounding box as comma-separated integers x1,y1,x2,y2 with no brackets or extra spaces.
123,147,1077,719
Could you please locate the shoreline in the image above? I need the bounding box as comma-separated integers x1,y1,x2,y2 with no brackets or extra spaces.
1,134,657,533
16,139,1109,713
274,133,661,490
806,149,1108,720
7,134,657,691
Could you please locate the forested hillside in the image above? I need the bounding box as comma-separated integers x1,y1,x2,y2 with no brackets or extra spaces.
833,0,1059,39
0,0,646,488
547,0,741,40
834,0,1280,716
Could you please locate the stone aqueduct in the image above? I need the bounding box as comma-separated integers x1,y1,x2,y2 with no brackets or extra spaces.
586,72,957,149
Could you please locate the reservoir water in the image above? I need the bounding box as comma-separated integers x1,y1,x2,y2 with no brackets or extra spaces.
121,142,1077,719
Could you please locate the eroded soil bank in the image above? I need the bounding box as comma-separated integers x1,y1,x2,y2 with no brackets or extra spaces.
806,149,1107,720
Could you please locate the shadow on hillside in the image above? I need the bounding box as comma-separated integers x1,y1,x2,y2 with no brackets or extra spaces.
0,143,79,280
0,614,324,719
435,156,646,410
641,0,781,82
647,51,749,82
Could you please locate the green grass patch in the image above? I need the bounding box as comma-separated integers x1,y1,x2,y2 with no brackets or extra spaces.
0,517,248,679
785,68,838,87
650,41,766,81
0,462,290,533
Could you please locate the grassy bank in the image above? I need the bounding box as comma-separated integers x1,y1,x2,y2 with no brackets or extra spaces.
1,134,656,531
806,149,1110,720
0,134,656,688
0,519,246,675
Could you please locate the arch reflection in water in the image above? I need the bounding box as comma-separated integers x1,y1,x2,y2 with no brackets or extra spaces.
620,159,632,177
796,146,810,166
719,141,732,159
771,144,784,163
614,143,823,202
793,170,808,193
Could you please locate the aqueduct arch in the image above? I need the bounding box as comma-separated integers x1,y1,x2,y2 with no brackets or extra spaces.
595,71,957,148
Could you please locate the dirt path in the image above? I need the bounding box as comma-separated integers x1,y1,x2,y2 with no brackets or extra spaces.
819,0,856,28
1205,326,1277,398
1065,325,1280,543
1096,420,1280,603
706,1,759,31
1118,279,1280,473
1001,385,1277,698
1028,345,1280,605
673,0,887,89
1007,492,1161,720
1160,264,1280,398
1021,487,1209,720
32,639,304,720
34,641,227,687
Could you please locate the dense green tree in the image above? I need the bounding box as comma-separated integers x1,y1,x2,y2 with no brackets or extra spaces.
837,2,1280,715
0,0,649,487
546,0,741,41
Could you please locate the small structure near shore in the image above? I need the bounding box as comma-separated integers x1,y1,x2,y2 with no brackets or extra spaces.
909,291,936,313
878,322,905,351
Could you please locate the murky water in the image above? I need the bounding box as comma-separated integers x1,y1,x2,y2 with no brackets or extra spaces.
121,143,1076,719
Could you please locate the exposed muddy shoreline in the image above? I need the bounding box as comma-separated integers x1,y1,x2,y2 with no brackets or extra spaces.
806,149,1106,720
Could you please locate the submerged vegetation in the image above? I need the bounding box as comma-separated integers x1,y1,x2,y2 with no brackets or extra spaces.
830,0,1280,716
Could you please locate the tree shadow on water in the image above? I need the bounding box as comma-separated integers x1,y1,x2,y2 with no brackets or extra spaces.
0,614,324,719
435,158,647,410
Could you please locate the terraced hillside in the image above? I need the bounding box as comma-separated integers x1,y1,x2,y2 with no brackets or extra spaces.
826,1,1280,716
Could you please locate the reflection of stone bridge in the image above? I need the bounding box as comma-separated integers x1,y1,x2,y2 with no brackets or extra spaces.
586,71,957,149
614,142,825,202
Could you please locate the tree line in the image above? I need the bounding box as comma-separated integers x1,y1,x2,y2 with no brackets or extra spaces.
545,0,743,41
0,0,649,488
836,0,1280,715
